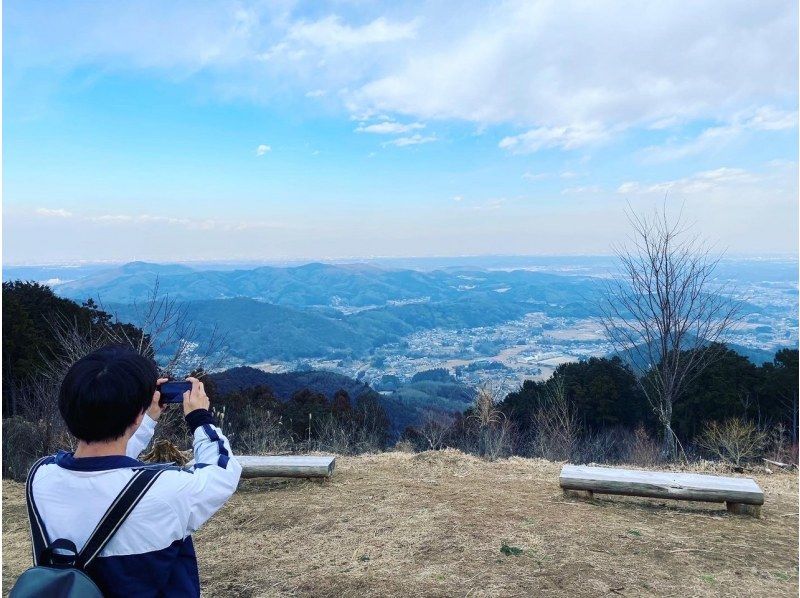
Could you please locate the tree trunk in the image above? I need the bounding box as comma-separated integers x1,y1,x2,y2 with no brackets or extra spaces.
662,400,676,460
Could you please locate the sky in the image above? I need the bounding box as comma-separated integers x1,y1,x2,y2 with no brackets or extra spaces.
3,0,798,264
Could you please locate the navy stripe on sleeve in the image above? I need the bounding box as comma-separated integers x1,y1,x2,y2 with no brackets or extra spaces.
201,424,229,469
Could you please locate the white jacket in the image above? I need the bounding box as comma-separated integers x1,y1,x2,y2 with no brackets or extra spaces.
30,409,242,597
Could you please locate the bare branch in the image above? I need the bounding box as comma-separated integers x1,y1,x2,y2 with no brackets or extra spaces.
598,204,741,460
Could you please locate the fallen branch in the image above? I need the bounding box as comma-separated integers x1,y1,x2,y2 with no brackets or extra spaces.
763,458,796,470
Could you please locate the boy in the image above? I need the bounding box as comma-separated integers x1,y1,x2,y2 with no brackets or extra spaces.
28,345,241,596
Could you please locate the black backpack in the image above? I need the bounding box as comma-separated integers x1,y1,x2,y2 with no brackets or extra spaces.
10,456,169,598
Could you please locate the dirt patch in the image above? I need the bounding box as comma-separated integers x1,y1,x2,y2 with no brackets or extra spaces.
3,452,798,596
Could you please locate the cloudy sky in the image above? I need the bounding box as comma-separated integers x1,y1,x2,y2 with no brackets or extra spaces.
3,0,798,264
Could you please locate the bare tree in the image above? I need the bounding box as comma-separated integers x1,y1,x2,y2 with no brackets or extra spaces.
43,279,225,384
419,410,454,451
599,205,740,460
102,278,226,376
42,281,227,452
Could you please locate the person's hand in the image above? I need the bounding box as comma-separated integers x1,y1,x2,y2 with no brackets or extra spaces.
183,376,210,416
147,377,169,420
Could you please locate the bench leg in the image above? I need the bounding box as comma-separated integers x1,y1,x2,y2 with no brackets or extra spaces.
726,502,761,518
562,488,594,500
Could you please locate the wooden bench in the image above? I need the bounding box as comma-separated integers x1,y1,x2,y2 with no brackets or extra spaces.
235,455,336,479
559,464,764,517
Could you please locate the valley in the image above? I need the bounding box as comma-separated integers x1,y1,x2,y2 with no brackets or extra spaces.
4,255,797,394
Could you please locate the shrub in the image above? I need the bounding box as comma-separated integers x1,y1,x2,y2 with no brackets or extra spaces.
468,386,514,460
3,417,45,481
418,410,454,451
697,418,767,466
530,377,579,461
626,425,662,466
393,439,416,453
1,416,74,481
763,423,798,466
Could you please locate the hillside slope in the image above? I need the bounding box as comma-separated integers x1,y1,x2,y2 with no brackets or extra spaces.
208,366,473,435
211,367,378,400
54,261,603,308
3,452,797,597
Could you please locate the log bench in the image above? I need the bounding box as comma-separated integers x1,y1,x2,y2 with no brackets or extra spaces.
559,464,765,517
235,455,336,479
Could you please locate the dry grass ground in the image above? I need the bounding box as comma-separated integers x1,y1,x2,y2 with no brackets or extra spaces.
3,450,798,597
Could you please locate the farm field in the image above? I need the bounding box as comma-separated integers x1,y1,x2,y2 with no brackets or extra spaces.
3,451,798,597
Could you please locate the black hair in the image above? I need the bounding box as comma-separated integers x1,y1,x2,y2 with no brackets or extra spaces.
59,345,158,443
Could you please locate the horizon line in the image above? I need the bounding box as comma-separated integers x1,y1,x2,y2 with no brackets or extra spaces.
3,251,799,269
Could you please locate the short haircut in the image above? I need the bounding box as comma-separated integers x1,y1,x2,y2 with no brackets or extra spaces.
59,345,158,442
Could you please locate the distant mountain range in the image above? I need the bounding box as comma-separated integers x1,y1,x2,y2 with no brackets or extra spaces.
54,261,610,362
54,260,603,309
35,260,793,365
4,258,792,434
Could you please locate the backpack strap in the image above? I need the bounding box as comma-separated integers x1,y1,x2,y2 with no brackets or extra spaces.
25,456,56,566
77,466,169,568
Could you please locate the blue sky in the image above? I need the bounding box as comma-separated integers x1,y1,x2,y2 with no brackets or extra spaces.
3,0,798,264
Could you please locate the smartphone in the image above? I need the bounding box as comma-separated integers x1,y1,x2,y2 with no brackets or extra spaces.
158,381,192,404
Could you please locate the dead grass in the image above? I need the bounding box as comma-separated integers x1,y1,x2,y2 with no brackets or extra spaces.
3,450,798,597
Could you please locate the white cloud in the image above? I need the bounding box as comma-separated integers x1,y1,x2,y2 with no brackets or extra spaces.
748,106,798,131
355,121,425,134
348,2,797,132
642,106,798,162
35,208,73,218
50,210,288,232
255,15,417,70
461,197,507,211
561,185,602,195
647,116,681,130
305,89,326,98
522,171,548,181
382,133,438,147
9,2,795,143
499,123,610,153
281,15,417,50
7,2,264,72
616,182,639,194
453,196,509,211
91,214,134,223
256,144,271,156
604,162,798,254
617,167,762,196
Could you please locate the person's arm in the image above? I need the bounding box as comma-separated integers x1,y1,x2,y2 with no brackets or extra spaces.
126,377,168,458
126,413,158,458
173,377,242,533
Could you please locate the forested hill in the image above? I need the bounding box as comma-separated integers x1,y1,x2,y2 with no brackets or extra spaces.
53,260,604,308
5,258,792,371
211,367,377,400
106,295,534,362
209,366,475,436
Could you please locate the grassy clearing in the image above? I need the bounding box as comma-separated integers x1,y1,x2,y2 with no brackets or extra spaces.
3,451,798,597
